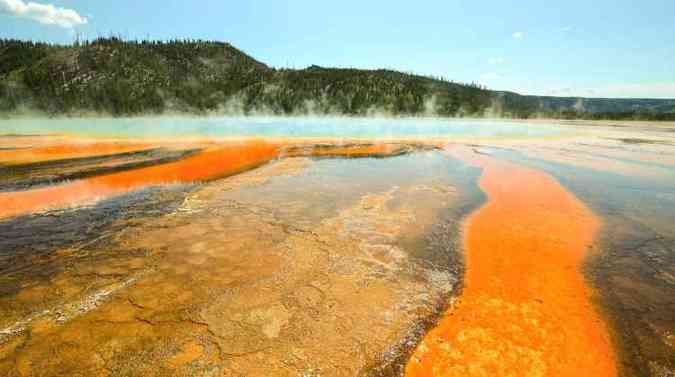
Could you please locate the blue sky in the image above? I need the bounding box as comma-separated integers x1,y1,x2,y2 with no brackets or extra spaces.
2,0,674,98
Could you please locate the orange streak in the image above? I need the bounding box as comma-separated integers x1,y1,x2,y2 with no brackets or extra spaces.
0,141,421,220
405,146,616,377
0,141,279,219
0,142,154,164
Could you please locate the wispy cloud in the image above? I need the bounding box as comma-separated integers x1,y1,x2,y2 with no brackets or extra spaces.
481,72,502,81
544,83,675,98
511,31,525,39
561,26,573,32
488,57,504,65
0,0,87,28
544,87,575,96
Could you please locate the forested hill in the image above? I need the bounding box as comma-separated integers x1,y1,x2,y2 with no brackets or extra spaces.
1,38,674,119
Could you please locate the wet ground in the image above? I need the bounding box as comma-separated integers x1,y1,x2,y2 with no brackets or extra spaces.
481,137,675,377
0,119,673,376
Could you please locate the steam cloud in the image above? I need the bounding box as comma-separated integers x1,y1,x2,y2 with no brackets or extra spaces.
0,0,87,28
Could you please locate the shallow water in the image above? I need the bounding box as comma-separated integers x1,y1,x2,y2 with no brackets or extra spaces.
407,146,617,377
0,118,673,376
0,149,483,376
486,145,675,376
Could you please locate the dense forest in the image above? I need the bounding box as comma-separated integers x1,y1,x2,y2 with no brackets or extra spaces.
1,38,674,119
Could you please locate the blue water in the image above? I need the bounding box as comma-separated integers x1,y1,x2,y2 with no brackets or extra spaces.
0,117,568,139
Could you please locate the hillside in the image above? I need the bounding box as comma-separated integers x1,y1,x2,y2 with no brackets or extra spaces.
1,38,674,119
497,91,675,120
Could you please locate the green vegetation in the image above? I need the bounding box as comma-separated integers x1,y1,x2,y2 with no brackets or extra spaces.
1,38,674,119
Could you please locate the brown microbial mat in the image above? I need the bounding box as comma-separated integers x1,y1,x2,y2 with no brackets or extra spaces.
0,121,674,377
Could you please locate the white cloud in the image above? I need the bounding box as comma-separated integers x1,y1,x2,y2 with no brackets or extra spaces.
0,0,87,28
512,31,524,39
488,57,504,65
481,72,502,81
561,26,573,32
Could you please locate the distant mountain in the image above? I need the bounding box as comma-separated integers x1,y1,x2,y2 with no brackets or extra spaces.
497,91,675,119
1,38,673,120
